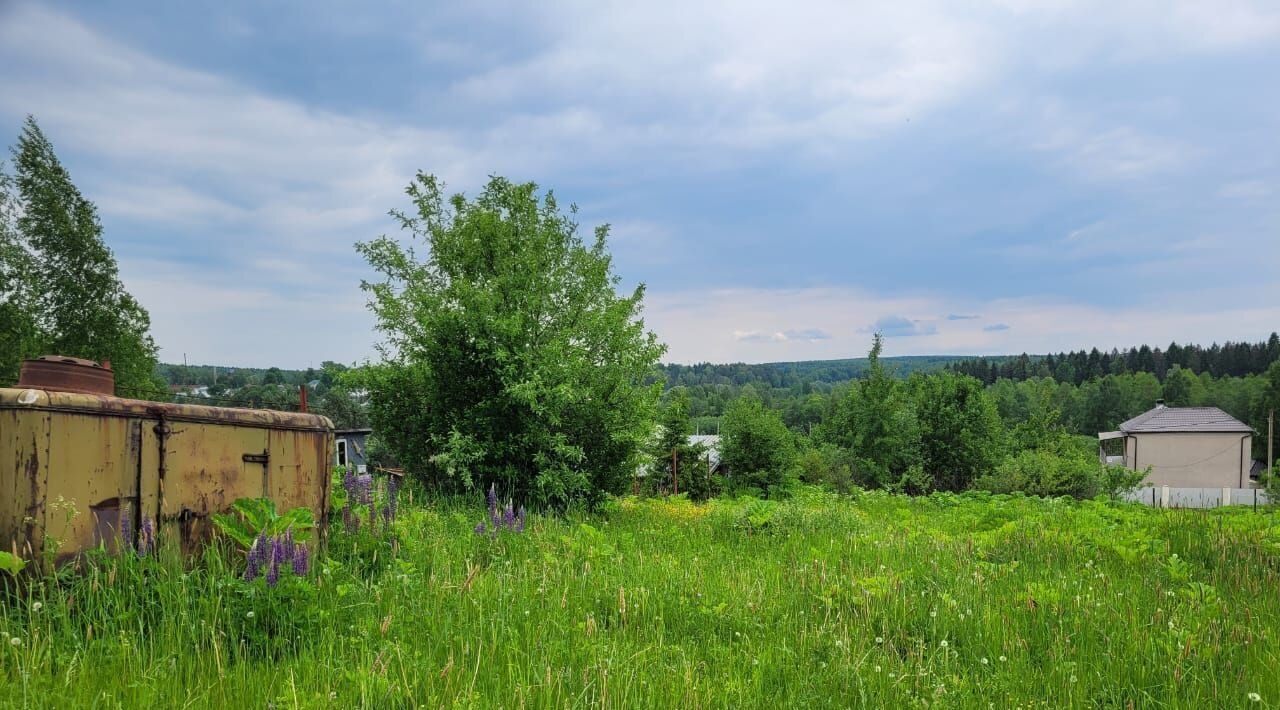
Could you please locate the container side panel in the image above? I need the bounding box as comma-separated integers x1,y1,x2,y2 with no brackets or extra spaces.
159,422,267,555
266,429,330,523
45,412,137,561
0,408,49,562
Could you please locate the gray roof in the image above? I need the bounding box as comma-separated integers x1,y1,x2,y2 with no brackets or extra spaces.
1119,406,1253,434
688,434,722,471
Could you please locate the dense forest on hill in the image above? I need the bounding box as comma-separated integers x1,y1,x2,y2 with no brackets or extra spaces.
947,333,1280,385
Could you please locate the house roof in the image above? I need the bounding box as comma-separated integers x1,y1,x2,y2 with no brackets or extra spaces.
1119,405,1254,434
688,434,722,471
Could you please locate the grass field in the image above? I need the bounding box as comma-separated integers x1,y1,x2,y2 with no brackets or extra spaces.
2,488,1279,708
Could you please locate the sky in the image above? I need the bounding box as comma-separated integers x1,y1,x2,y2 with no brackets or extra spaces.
0,1,1277,368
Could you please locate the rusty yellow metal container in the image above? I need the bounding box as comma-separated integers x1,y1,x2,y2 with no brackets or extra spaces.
0,386,333,565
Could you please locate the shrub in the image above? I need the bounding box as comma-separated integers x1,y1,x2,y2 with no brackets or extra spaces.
720,394,798,498
797,443,855,493
973,449,1143,499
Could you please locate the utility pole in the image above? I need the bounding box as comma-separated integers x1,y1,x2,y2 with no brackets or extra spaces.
1269,409,1274,479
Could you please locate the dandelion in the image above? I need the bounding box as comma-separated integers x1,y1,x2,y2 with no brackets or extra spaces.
981,658,989,665
999,655,1007,662
31,602,42,613
245,611,255,619
875,636,884,644
939,640,949,648
1070,675,1077,683
930,610,937,618
1249,693,1262,702
9,637,19,647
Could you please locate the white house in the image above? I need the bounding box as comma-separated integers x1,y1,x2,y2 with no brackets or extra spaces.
1099,402,1255,488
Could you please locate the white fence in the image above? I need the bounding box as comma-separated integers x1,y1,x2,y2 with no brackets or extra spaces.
1121,486,1271,509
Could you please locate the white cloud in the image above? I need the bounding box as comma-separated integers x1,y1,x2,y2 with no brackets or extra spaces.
647,285,1280,363
2,1,1277,367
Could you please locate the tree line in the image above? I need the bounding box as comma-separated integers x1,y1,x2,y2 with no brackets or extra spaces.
947,336,1280,386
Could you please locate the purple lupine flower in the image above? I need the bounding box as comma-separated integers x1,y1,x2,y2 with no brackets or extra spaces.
382,475,400,524
137,515,155,557
292,544,310,576
119,510,133,552
245,533,268,581
516,506,527,533
474,521,486,535
487,484,500,529
355,474,374,506
266,539,281,587
503,502,516,530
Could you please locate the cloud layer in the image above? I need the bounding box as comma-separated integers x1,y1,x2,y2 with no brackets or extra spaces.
1,1,1278,366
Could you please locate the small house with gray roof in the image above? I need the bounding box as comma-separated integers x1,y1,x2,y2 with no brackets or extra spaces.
1098,402,1255,488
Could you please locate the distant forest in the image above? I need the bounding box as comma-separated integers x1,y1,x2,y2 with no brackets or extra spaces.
155,334,1279,458
947,334,1280,385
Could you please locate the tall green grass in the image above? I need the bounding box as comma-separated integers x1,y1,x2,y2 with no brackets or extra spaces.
2,489,1278,707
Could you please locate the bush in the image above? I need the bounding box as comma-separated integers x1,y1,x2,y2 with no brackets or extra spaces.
720,394,798,497
973,449,1143,499
797,443,855,494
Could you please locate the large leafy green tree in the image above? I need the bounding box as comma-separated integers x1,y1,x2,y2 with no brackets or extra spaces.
719,392,798,497
0,117,161,396
908,370,1005,492
357,174,664,508
818,334,925,491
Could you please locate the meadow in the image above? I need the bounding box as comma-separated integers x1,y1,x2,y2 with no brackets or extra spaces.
2,488,1279,708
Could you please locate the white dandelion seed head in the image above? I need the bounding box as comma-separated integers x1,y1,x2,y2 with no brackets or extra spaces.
9,637,19,647
30,602,42,613
1249,693,1261,702
999,655,1007,662
981,658,989,665
940,640,948,648
875,636,884,644
246,611,255,619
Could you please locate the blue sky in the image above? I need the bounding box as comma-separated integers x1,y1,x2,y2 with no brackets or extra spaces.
1,1,1277,367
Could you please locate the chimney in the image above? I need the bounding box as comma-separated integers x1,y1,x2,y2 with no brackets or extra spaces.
1155,399,1166,408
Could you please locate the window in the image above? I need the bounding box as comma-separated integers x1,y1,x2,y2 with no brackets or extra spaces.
336,438,348,468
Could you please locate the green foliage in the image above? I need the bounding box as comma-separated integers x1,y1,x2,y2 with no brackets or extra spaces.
357,174,664,509
0,551,25,576
4,493,1280,705
973,448,1144,499
0,117,162,396
212,498,315,549
819,334,925,491
720,393,798,497
796,442,856,493
907,370,1006,492
648,388,716,499
1162,365,1197,406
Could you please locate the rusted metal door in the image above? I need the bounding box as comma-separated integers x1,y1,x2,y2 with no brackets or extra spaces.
144,418,268,554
